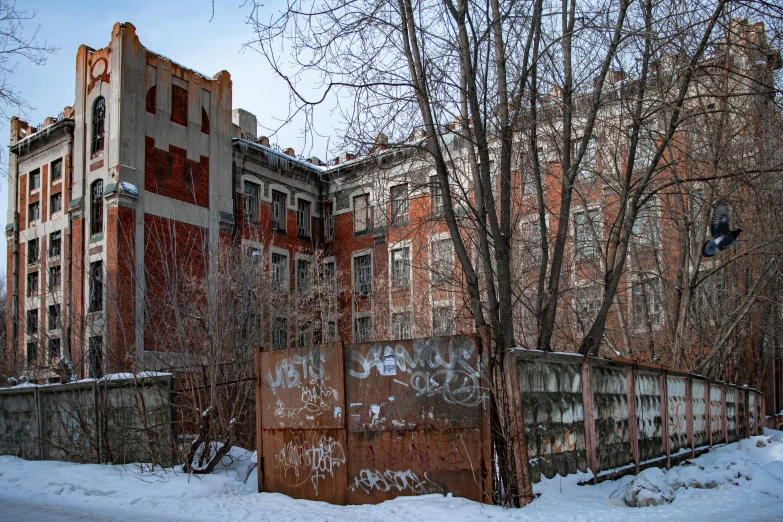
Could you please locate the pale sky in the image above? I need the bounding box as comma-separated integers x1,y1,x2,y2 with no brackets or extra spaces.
0,0,338,265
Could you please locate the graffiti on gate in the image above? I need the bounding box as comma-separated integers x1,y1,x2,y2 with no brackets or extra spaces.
350,468,440,495
273,381,340,419
348,339,486,407
265,349,328,395
274,432,346,496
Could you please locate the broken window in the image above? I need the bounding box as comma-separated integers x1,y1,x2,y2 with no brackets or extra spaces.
27,238,39,265
27,272,38,297
354,316,371,343
391,184,409,226
49,265,61,290
28,201,39,225
297,199,311,237
390,247,410,289
271,190,286,231
432,305,453,336
391,311,413,340
243,181,260,223
271,252,288,291
573,208,600,260
49,231,61,257
271,316,288,350
89,261,103,312
297,259,312,294
354,254,372,294
91,179,103,236
50,192,62,216
324,202,335,240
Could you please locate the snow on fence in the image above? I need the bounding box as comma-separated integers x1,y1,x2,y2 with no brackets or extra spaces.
506,350,765,483
0,373,176,465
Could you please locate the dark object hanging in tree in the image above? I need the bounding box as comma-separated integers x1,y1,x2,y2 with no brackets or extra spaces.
702,202,742,257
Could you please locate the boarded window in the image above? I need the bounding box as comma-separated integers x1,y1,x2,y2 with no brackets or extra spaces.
354,194,369,234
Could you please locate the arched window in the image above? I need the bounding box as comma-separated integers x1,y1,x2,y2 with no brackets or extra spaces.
92,96,105,154
91,179,103,236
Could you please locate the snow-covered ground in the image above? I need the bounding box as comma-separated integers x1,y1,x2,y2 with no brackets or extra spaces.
1,431,782,521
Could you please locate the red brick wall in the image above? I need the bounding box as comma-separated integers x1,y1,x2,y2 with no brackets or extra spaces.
171,85,188,126
146,85,156,114
144,136,209,207
143,213,208,352
106,205,136,372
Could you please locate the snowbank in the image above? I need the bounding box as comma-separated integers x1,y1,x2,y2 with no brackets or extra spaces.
0,430,782,521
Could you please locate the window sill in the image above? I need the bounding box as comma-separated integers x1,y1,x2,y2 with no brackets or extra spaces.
29,220,39,227
48,256,61,263
51,178,62,186
91,151,103,161
30,188,40,196
50,212,62,220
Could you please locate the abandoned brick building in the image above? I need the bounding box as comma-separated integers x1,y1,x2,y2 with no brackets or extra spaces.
5,21,783,418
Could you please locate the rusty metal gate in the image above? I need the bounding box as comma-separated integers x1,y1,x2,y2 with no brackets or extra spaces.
256,334,492,505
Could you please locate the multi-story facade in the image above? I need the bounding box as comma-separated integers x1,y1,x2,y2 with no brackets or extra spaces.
4,21,782,418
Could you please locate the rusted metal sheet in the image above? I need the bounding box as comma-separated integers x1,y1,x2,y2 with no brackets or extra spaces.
345,335,487,431
262,428,348,503
726,387,737,442
516,355,586,480
635,372,663,463
344,335,491,503
692,379,708,448
258,343,347,504
346,429,488,504
591,364,631,473
259,343,345,430
666,375,688,455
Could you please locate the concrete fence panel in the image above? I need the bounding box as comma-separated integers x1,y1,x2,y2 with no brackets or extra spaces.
509,350,765,485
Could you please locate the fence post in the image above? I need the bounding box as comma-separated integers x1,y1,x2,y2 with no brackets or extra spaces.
721,386,728,444
686,375,694,458
659,371,670,468
626,365,639,474
254,345,264,493
581,358,597,476
504,352,533,505
34,387,44,460
706,383,712,447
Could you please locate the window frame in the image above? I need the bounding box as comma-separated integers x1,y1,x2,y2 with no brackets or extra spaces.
49,264,62,290
89,260,103,313
390,246,411,290
390,184,409,226
297,198,311,238
271,251,289,291
573,208,601,261
51,158,63,182
91,96,106,155
353,253,372,294
27,238,39,265
27,271,38,297
48,303,60,331
29,168,41,193
28,201,40,225
49,231,61,258
243,181,260,224
271,190,287,232
50,192,62,217
90,179,103,236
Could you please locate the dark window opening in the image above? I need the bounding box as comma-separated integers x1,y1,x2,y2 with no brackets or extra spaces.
89,261,103,312
92,97,105,154
91,180,103,236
